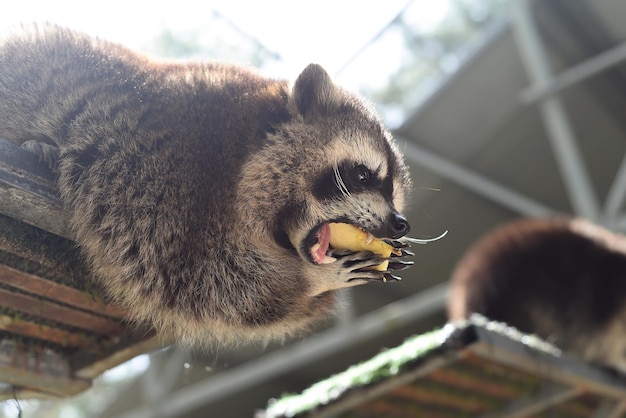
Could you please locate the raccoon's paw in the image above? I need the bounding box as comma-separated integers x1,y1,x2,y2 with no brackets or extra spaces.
331,251,401,284
21,140,59,169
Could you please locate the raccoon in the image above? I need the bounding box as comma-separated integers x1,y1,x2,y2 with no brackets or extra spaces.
448,217,626,372
0,25,413,345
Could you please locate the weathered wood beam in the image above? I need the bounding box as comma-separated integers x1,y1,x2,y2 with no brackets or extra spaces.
0,264,125,319
0,138,71,239
0,288,124,335
0,340,91,397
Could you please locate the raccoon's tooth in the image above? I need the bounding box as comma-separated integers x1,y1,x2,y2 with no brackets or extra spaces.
311,242,326,264
388,260,414,271
319,255,337,264
364,233,375,245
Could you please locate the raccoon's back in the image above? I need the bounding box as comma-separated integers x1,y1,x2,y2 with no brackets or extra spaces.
0,25,147,147
448,218,626,336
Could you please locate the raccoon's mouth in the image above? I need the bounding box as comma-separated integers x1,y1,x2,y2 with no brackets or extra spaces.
305,221,416,265
306,221,377,265
309,223,337,265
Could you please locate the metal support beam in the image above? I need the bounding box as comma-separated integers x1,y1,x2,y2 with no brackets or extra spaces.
511,0,599,220
140,347,187,403
603,154,626,225
112,282,449,418
519,39,626,105
400,140,555,218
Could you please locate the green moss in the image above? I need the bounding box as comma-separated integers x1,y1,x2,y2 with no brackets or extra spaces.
263,315,563,418
264,327,450,418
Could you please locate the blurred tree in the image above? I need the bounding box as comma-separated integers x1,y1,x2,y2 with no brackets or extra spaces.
144,10,280,67
360,0,510,126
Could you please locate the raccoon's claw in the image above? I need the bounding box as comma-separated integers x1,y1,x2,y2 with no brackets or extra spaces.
333,251,386,283
328,249,355,257
347,271,385,283
384,239,411,249
329,247,413,282
391,248,415,257
382,273,402,282
338,251,383,271
387,260,414,271
348,271,402,284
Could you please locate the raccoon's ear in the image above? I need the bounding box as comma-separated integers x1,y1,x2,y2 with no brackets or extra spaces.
291,64,340,118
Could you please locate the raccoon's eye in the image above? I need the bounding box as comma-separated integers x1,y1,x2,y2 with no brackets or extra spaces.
355,165,371,184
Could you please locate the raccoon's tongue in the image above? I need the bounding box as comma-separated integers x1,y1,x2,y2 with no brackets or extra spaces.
311,223,337,264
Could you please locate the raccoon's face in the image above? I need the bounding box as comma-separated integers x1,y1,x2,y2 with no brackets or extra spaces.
302,155,410,266
279,121,409,270
235,63,412,297
277,64,412,288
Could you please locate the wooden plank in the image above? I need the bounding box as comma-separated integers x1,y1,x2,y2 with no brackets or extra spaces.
75,334,163,380
468,326,626,400
0,264,126,319
0,364,90,397
390,384,489,412
0,341,90,397
0,315,94,348
479,384,580,418
0,138,71,239
353,402,420,418
428,367,521,399
0,389,59,401
461,353,541,387
0,288,124,335
305,353,464,418
592,400,626,418
555,396,600,417
355,401,460,418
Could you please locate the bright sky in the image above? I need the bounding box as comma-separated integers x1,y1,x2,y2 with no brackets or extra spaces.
0,0,450,90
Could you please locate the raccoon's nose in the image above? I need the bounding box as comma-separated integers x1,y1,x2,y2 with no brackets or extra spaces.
388,213,410,239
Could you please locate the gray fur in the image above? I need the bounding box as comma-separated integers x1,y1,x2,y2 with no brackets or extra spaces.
0,25,412,345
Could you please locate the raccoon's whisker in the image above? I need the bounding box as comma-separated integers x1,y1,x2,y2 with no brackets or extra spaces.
400,230,448,245
333,163,351,198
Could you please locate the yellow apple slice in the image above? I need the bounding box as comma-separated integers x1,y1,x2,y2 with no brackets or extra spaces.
328,223,400,271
